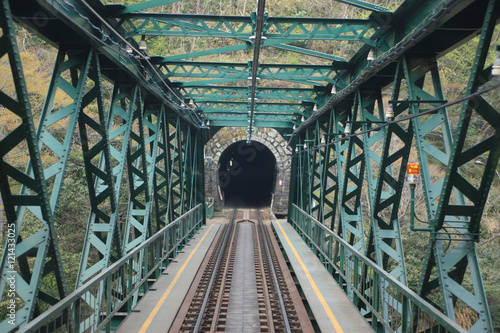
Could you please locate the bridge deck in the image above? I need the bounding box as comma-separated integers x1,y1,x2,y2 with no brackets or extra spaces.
272,220,373,333
116,220,372,332
116,224,220,333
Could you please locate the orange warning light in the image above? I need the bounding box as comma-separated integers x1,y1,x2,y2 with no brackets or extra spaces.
407,163,420,175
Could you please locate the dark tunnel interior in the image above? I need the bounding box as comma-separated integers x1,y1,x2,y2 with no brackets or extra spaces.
218,141,276,208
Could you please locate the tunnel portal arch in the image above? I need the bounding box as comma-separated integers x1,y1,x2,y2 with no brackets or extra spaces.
204,128,291,214
218,141,276,208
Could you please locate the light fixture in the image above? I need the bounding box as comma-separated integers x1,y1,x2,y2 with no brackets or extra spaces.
301,116,305,122
493,47,500,76
367,48,375,61
344,123,351,135
293,124,297,130
321,136,326,144
386,103,394,121
406,163,420,187
126,44,133,54
303,143,307,150
181,101,186,108
189,99,195,107
331,85,337,94
206,120,210,126
313,104,318,112
139,35,147,51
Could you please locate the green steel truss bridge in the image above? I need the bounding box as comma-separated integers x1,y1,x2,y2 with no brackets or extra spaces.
0,0,498,331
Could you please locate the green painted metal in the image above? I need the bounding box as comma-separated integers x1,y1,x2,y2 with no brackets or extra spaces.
21,204,204,332
119,13,376,44
0,0,61,328
159,61,337,86
414,1,498,330
182,86,321,103
288,205,465,333
110,0,183,15
0,13,96,325
77,68,131,288
0,0,498,331
359,85,412,330
200,102,303,115
153,109,175,232
76,67,137,332
33,0,200,127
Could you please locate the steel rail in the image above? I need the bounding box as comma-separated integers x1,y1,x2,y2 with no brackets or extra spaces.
193,208,237,333
257,209,292,333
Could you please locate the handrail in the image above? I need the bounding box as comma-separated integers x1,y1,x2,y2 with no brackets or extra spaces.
23,204,204,333
287,204,465,333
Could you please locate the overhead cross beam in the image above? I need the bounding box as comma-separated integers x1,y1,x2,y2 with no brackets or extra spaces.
117,13,378,45
181,86,322,103
156,61,339,86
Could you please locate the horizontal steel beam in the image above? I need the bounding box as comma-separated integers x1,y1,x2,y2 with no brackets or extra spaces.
118,13,377,43
11,0,199,127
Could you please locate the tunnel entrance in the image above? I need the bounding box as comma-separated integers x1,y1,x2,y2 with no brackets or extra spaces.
218,141,276,208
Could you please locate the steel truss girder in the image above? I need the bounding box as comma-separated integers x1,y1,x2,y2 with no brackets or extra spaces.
0,9,95,326
123,94,162,253
338,105,366,254
119,13,377,45
359,86,412,330
316,113,340,229
27,0,197,127
295,135,311,213
78,82,137,286
413,1,498,330
207,120,294,128
205,113,293,122
199,102,303,114
122,94,162,308
160,61,336,86
77,82,139,332
160,36,346,62
153,110,175,232
181,86,321,103
168,117,189,219
309,121,324,221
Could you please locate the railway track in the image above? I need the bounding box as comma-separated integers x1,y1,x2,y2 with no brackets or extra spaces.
169,209,312,333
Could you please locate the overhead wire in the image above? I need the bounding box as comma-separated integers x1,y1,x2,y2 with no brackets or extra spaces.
288,0,465,145
63,0,205,128
276,79,500,168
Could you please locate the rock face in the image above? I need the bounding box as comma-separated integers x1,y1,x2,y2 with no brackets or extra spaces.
204,127,291,215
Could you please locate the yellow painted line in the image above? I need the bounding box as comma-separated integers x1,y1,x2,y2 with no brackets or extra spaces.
138,224,214,333
275,221,344,333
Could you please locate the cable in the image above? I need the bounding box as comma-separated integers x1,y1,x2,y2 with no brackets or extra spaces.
277,80,499,168
288,0,464,145
63,0,205,127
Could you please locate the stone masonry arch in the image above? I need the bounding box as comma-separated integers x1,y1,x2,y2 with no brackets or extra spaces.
204,127,291,214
